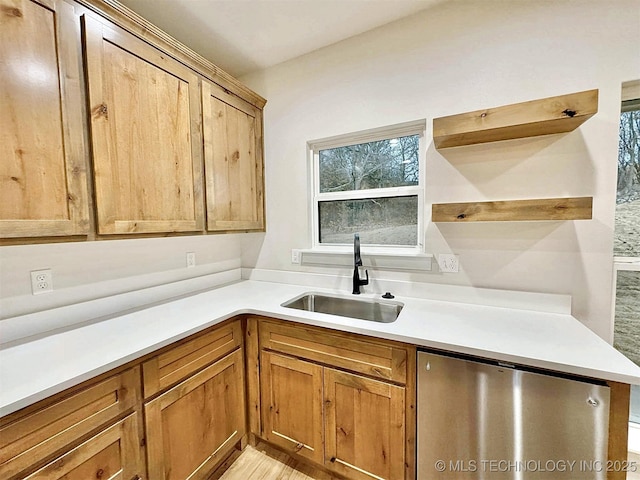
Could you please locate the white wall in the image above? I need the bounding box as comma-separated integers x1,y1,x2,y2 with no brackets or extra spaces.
0,235,242,318
240,0,640,341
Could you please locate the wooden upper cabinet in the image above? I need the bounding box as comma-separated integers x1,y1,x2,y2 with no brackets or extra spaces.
83,15,205,235
0,0,89,238
202,81,265,231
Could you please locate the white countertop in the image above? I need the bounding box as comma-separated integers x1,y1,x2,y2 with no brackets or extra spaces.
2,278,640,417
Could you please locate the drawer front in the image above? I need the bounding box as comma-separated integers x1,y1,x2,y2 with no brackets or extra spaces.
23,412,143,480
0,367,141,480
143,320,243,398
258,319,407,384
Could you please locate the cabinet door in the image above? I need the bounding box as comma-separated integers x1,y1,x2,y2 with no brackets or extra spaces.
260,351,323,464
0,0,89,238
145,349,246,480
324,369,405,480
202,81,264,231
83,15,204,235
23,413,143,480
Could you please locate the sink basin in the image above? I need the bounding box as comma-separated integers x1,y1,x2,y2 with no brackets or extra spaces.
282,293,403,323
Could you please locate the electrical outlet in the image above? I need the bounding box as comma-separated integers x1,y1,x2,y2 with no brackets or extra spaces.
291,249,301,264
31,269,53,295
438,254,459,273
186,252,196,268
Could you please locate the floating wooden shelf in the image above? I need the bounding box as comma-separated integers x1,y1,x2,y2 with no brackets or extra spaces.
433,89,598,148
432,197,593,222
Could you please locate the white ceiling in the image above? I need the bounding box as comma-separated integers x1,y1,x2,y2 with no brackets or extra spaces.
118,0,444,78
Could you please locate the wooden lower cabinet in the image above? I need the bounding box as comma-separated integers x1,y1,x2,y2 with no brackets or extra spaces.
0,367,142,480
1,317,415,480
254,317,415,480
260,349,408,480
145,348,246,480
324,368,405,480
23,413,143,480
260,351,324,464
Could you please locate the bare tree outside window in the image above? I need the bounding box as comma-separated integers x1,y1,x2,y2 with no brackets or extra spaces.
615,100,640,257
316,134,420,246
319,135,419,193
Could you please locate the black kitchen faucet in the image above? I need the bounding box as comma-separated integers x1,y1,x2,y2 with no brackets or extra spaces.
352,233,369,294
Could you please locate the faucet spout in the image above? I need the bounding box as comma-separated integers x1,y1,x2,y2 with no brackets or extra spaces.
352,233,369,294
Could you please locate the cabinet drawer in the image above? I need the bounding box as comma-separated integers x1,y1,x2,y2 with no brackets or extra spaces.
143,320,243,398
23,412,143,480
0,367,141,480
259,320,407,384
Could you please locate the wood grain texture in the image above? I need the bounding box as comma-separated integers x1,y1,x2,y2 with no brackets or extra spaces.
142,320,243,398
260,352,324,466
214,443,342,480
22,412,144,480
403,347,416,480
324,368,405,480
256,318,413,480
433,89,598,148
203,81,265,232
607,381,630,480
0,0,89,238
245,317,262,440
74,0,266,109
83,15,204,235
432,196,593,222
0,367,141,479
145,349,246,480
259,319,407,384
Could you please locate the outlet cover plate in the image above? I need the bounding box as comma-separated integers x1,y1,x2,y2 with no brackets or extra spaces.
186,252,196,268
437,254,459,273
31,269,53,295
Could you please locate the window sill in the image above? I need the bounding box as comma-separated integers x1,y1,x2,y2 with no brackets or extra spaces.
614,257,640,271
298,247,433,271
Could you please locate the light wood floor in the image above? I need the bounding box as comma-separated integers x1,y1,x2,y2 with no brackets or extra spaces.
211,442,640,480
210,443,341,480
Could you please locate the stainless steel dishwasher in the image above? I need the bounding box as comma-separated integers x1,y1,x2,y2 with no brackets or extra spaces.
417,350,610,480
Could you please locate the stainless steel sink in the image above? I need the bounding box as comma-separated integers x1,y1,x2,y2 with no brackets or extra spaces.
281,293,403,323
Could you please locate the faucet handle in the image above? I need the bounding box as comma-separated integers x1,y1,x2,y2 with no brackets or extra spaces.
360,269,369,286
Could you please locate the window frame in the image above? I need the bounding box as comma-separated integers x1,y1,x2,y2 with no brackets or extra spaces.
307,119,427,255
611,80,640,341
610,80,640,345
610,80,640,437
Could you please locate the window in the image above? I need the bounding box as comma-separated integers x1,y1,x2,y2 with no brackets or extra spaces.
309,120,425,251
612,80,640,454
615,91,640,258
